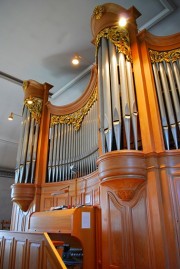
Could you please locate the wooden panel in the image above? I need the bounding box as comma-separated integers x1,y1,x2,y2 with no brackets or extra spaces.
0,231,66,269
108,192,127,269
131,190,151,269
2,238,13,269
173,176,180,233
28,242,42,269
14,241,26,269
101,183,152,269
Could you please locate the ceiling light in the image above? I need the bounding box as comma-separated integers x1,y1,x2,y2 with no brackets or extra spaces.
118,17,127,27
8,112,14,121
72,55,81,65
8,112,22,121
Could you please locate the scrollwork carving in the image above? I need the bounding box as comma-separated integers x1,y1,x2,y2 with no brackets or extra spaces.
24,97,42,124
51,87,98,130
92,5,105,19
95,26,132,61
149,48,180,63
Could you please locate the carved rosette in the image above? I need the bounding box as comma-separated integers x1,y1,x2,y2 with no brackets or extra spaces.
92,5,105,20
50,87,98,130
149,48,180,63
24,97,43,124
95,26,132,62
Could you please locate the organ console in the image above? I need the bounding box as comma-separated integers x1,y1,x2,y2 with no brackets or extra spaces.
4,2,180,269
28,206,97,269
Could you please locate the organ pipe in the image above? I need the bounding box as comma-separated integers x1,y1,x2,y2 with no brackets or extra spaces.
96,26,140,151
47,87,99,182
150,48,180,149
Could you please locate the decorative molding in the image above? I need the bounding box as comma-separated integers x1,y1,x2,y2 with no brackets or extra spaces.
95,26,132,62
139,0,175,31
51,87,97,130
24,97,43,124
149,48,180,63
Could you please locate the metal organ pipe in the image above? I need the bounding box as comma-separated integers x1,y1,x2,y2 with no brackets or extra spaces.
19,109,31,183
101,37,113,152
150,48,180,150
15,100,41,184
166,62,180,127
47,100,98,182
118,52,131,149
126,61,138,150
96,27,140,152
159,62,178,148
108,40,122,150
15,106,27,183
152,63,170,149
97,41,106,153
173,62,180,96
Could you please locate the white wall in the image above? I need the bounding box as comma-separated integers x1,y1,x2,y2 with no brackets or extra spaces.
0,176,14,226
50,70,91,106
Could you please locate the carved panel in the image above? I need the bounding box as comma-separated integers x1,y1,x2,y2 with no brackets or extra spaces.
108,192,127,268
43,197,53,210
131,190,151,269
14,241,26,269
101,183,151,269
28,242,42,269
2,239,12,269
93,187,100,205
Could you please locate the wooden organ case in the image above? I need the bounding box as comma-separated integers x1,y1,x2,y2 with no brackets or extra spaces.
8,3,180,269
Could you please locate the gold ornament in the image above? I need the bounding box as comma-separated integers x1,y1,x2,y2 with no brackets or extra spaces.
149,48,180,63
93,5,105,20
51,87,98,130
24,97,42,124
95,26,132,61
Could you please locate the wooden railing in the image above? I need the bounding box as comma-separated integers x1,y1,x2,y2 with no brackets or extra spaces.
0,231,67,269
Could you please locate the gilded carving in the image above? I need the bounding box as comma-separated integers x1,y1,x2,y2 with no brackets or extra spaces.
24,97,42,124
95,26,132,61
51,87,98,130
23,80,28,91
93,5,105,19
149,48,180,63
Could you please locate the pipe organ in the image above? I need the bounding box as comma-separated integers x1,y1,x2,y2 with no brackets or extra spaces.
8,3,180,269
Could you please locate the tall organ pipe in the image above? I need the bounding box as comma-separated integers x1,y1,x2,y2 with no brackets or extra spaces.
152,63,170,149
30,123,39,183
159,62,178,148
15,106,27,183
101,37,113,152
97,41,106,153
19,109,31,183
118,52,131,149
108,40,122,150
173,62,180,96
126,61,138,150
166,62,180,126
25,117,35,183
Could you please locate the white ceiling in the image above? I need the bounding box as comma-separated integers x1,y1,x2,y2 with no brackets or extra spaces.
0,0,179,172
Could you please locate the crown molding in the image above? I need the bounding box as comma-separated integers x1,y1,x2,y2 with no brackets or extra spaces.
139,0,175,31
